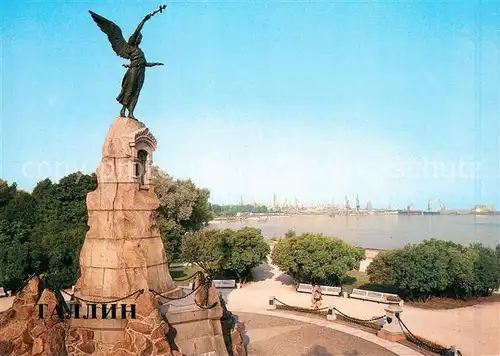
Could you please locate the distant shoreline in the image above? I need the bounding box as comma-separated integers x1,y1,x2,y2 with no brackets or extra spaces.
208,213,500,250
209,210,500,224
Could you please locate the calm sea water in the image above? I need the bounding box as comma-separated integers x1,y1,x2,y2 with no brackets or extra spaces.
209,214,500,250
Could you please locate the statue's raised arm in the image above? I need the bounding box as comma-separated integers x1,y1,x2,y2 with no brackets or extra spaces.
89,11,130,59
129,5,167,46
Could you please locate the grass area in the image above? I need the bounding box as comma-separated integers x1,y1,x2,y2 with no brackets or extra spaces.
407,293,500,310
345,270,370,288
169,265,203,286
343,271,401,295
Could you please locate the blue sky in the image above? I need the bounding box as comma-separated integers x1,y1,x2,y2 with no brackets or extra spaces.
1,0,499,209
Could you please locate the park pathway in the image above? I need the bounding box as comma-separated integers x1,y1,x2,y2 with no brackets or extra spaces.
237,311,415,356
224,256,500,356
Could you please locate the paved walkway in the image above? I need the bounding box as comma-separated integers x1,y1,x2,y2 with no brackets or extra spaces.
238,310,421,356
237,311,412,356
223,257,500,356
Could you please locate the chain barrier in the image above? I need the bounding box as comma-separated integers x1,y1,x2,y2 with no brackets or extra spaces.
274,297,329,314
271,298,383,329
333,307,383,331
333,307,385,323
151,273,218,309
59,288,144,304
396,314,458,355
151,284,202,301
194,299,218,310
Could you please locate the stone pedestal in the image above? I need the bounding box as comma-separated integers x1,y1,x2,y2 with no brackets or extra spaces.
268,296,276,310
326,305,336,321
74,117,176,341
377,305,405,342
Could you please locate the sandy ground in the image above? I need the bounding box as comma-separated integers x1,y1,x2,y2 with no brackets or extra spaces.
224,257,500,356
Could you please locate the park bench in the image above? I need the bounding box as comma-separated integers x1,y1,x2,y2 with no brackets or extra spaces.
296,283,341,297
212,280,237,289
320,286,342,296
349,288,401,304
296,283,313,293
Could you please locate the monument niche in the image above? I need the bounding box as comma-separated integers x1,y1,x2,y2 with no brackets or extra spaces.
0,5,245,356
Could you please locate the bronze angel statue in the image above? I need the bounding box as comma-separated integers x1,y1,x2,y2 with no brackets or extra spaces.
89,5,167,120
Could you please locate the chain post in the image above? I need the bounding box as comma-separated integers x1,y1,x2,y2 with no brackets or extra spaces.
327,305,336,321
268,296,276,310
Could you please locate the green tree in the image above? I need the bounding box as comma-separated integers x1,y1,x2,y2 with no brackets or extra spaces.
180,227,269,282
0,236,30,290
158,219,185,265
496,244,500,286
211,204,223,217
366,250,398,285
0,180,18,210
225,227,270,282
470,243,500,296
211,204,269,217
284,229,296,238
152,165,213,264
271,233,365,286
366,239,500,301
32,173,96,225
0,186,38,290
181,229,227,274
30,221,87,289
29,173,96,289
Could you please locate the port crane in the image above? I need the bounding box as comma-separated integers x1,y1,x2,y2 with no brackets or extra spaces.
344,195,350,210
438,198,446,213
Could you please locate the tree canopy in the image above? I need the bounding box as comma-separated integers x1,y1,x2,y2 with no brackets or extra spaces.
152,165,213,264
271,233,365,286
211,204,269,217
366,239,500,301
181,227,270,282
0,174,96,291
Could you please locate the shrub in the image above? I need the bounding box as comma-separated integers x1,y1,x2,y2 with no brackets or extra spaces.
181,227,269,282
366,239,500,301
271,233,365,286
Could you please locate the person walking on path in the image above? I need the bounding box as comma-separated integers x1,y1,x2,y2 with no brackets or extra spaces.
311,284,323,309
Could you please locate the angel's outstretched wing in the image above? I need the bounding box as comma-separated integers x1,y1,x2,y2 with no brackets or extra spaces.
89,11,130,59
